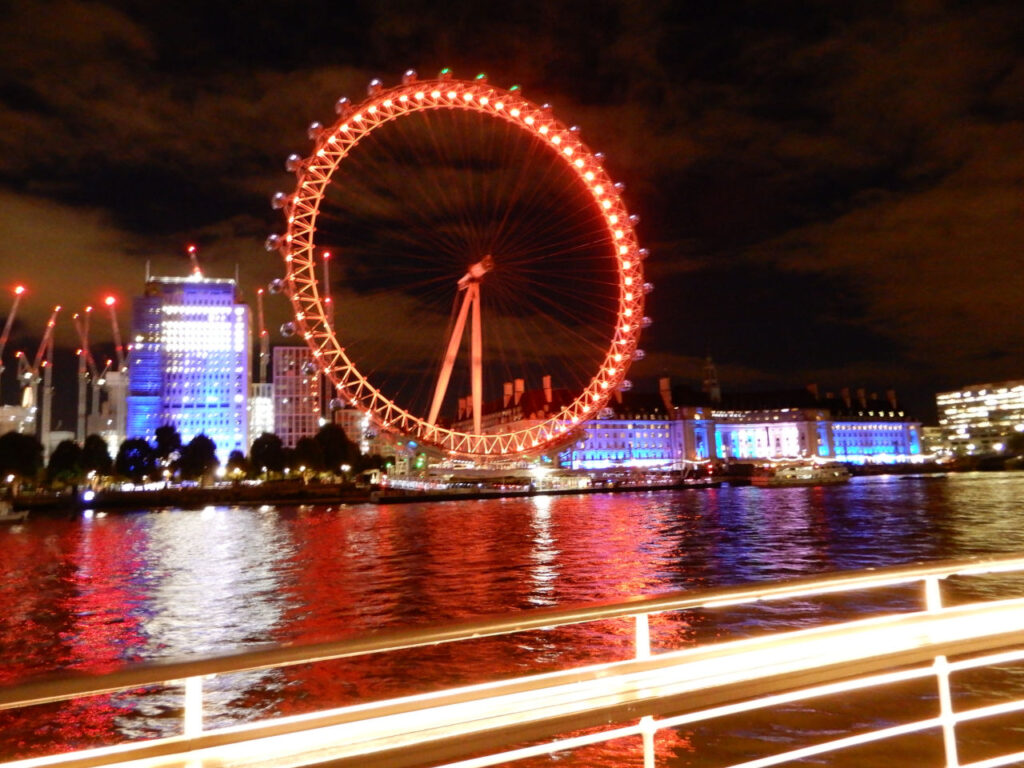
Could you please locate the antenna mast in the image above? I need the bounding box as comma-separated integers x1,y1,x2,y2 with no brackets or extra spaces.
187,243,202,276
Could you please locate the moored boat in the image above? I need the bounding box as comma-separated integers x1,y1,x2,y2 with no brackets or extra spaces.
0,499,28,523
751,461,851,487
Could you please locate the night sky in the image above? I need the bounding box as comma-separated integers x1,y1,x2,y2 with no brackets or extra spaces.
2,0,1023,428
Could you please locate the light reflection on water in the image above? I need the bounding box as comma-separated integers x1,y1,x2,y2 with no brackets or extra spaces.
1,473,1023,762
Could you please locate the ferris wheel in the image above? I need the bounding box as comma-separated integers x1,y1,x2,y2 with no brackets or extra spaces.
267,69,649,461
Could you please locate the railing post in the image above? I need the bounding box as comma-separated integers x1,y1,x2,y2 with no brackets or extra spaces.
926,576,960,768
635,613,655,767
184,675,203,738
635,613,650,660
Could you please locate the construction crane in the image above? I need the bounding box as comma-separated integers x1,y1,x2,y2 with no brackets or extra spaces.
0,285,26,400
17,304,61,447
256,288,270,384
72,307,99,443
104,295,127,374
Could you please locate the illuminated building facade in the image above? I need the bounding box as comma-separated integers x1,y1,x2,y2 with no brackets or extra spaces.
936,380,1024,455
126,275,250,462
561,391,686,471
273,346,321,448
708,388,921,464
248,383,275,445
713,409,821,460
561,382,922,470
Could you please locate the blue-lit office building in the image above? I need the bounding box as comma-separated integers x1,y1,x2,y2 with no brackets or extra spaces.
126,273,251,463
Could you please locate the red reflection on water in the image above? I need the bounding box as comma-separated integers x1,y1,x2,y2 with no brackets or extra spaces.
255,494,703,766
0,516,152,757
3,476,1010,764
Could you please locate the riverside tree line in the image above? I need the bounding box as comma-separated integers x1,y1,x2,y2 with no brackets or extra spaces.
0,424,385,490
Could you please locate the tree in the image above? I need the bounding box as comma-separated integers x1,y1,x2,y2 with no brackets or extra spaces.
115,438,157,483
46,439,83,486
154,424,182,463
82,434,113,475
250,432,285,475
0,432,44,482
178,434,219,480
315,423,359,473
292,436,325,472
226,449,250,478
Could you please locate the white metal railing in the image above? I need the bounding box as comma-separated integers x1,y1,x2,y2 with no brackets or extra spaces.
3,555,1024,767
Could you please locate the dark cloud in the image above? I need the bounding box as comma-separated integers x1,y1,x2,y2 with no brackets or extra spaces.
1,0,1022,427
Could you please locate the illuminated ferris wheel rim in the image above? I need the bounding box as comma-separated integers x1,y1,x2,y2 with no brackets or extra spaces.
270,69,647,459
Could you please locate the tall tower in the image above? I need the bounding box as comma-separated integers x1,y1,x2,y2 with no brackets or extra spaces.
126,272,251,463
702,356,721,405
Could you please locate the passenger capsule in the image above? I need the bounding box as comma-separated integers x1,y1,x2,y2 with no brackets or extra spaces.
641,316,653,329
594,152,606,162
402,69,418,84
307,121,323,141
279,321,296,337
328,397,345,411
614,181,625,192
638,248,650,260
629,214,640,225
264,234,283,252
301,361,318,375
643,282,654,294
271,192,288,210
335,97,352,117
633,349,646,361
569,125,580,133
367,78,383,95
285,153,303,173
619,379,633,392
268,278,284,294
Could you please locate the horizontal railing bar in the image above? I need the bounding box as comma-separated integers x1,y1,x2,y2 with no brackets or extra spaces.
448,665,952,768
10,597,1024,768
658,661,936,729
948,647,1024,673
961,750,1024,768
655,645,1024,733
436,722,646,768
5,554,1024,712
953,696,1024,726
725,714,946,768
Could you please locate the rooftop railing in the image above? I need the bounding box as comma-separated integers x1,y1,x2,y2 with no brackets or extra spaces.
3,554,1024,767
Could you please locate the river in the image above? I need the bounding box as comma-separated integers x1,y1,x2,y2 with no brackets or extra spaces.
2,471,1023,764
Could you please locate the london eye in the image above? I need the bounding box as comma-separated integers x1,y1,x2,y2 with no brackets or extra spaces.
268,69,648,461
